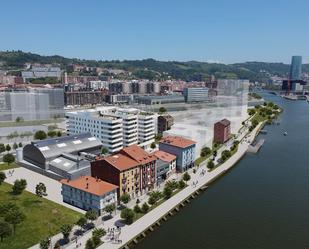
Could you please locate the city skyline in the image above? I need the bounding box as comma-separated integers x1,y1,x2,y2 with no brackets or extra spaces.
1,0,309,64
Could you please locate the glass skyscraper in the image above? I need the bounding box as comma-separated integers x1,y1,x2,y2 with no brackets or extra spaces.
290,56,302,80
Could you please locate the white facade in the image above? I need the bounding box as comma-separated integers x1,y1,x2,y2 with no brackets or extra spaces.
66,107,155,153
61,184,117,214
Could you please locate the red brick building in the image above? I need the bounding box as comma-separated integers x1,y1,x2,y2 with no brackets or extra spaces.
91,145,156,198
214,119,231,144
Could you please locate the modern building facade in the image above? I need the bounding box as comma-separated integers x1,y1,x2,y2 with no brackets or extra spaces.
290,56,302,81
66,107,155,153
214,119,231,144
60,176,118,214
64,91,107,106
183,87,209,102
151,150,176,185
157,114,174,134
159,136,196,172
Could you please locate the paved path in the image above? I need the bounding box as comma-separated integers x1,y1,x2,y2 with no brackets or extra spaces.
62,124,262,249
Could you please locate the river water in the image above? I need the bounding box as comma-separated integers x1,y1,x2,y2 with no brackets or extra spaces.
135,93,309,249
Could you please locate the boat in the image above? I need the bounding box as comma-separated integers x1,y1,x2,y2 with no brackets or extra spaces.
283,131,288,136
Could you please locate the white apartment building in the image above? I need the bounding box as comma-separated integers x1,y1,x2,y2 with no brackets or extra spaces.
66,106,155,153
66,108,123,153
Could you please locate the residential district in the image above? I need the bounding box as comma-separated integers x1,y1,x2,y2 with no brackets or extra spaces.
0,55,299,249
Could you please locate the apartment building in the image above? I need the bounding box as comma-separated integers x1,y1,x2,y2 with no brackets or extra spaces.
66,107,155,153
91,145,156,198
66,109,124,153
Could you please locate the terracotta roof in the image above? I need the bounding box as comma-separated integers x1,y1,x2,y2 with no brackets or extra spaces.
151,150,176,163
216,119,231,127
60,176,118,196
160,135,196,149
120,144,156,164
104,153,140,171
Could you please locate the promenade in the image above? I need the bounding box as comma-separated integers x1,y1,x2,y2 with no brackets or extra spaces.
28,122,262,249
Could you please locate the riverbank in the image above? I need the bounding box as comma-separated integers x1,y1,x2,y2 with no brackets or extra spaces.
96,122,264,249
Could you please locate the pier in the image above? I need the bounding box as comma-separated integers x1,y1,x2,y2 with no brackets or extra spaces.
247,139,265,153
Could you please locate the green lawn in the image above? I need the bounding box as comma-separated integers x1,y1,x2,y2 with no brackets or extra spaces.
0,182,82,249
0,162,19,171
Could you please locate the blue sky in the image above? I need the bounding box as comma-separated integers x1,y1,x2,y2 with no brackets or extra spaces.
1,0,308,63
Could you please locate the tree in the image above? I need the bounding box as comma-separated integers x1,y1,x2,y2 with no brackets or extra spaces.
13,142,18,150
0,172,6,185
35,182,47,197
57,131,62,137
104,203,115,216
120,208,135,225
15,116,23,123
5,144,11,153
5,207,25,233
182,172,191,183
200,147,211,157
101,147,108,155
133,204,141,213
85,238,95,249
12,179,27,195
60,224,72,241
159,107,167,113
120,193,131,206
0,143,5,153
47,130,57,138
76,216,87,230
150,142,156,149
39,237,51,249
18,142,23,147
3,153,15,165
92,234,101,247
0,221,12,242
207,160,215,169
141,202,150,213
34,130,47,140
92,228,106,238
163,186,172,199
178,180,186,189
85,210,98,222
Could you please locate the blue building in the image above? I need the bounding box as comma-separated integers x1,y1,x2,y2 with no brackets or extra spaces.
183,87,209,102
159,136,196,172
290,56,302,81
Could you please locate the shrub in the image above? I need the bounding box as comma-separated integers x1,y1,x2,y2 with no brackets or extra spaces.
133,205,141,213
120,208,135,224
141,203,150,213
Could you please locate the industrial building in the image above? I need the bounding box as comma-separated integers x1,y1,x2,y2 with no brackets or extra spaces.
21,133,102,180
137,95,185,105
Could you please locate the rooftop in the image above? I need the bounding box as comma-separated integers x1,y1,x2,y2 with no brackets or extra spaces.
216,118,231,127
151,150,176,163
160,135,196,149
121,144,156,164
104,153,140,171
60,176,118,196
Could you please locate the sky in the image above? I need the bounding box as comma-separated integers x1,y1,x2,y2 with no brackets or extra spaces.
1,0,309,64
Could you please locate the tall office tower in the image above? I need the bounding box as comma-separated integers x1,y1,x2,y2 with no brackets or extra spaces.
290,56,302,80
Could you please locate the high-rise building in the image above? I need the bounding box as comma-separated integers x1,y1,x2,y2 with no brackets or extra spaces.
290,56,302,81
66,107,155,153
183,87,209,102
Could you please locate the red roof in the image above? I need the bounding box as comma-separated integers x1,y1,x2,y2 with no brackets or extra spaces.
120,144,156,164
60,176,118,196
160,135,196,149
104,153,140,171
151,150,176,163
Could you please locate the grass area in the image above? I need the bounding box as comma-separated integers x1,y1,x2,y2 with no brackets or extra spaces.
0,182,82,249
0,162,19,171
0,119,64,128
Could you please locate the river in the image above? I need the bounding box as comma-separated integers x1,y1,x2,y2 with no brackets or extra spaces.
134,93,309,249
